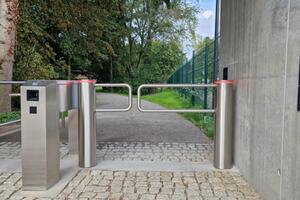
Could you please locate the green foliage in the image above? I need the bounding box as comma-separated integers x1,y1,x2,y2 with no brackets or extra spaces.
143,89,190,109
125,41,184,91
143,89,215,137
14,0,197,84
14,51,59,80
122,0,197,78
95,86,103,93
14,0,66,80
0,111,21,124
145,41,185,81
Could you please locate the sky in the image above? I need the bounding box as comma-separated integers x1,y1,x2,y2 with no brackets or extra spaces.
184,0,216,58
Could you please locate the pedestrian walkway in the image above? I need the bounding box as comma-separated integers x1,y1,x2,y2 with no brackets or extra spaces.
0,141,261,199
96,93,211,144
0,94,261,199
2,169,261,200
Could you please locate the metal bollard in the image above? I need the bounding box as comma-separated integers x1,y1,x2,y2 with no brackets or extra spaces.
214,80,234,169
78,80,97,168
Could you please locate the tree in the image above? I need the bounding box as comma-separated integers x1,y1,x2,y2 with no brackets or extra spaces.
0,0,19,112
122,0,197,75
143,40,184,82
126,40,184,90
13,0,67,81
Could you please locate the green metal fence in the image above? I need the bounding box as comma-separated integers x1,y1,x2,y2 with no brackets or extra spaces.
167,38,218,109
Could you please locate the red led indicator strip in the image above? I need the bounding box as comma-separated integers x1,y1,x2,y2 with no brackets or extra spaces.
214,80,234,84
77,79,97,84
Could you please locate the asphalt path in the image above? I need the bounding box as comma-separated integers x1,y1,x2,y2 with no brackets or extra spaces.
96,93,211,144
0,93,211,144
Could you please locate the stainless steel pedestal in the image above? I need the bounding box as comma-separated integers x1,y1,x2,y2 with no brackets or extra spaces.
78,80,97,168
21,80,60,190
214,80,234,169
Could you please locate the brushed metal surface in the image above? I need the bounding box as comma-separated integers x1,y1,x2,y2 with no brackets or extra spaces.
0,80,25,84
0,119,21,127
21,81,60,190
214,81,233,169
68,109,79,155
56,80,72,112
78,81,96,168
71,82,79,109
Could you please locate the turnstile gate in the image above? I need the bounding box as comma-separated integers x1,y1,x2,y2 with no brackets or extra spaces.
77,81,132,168
136,81,234,169
0,79,233,192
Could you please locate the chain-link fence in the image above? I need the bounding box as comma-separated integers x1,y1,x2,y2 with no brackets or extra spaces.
167,38,218,109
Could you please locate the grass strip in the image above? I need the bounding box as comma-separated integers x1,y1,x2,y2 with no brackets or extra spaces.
142,89,214,138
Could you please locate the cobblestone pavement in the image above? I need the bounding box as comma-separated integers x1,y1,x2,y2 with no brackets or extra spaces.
96,142,213,163
0,142,69,159
0,142,262,200
0,142,21,159
2,170,261,200
0,142,213,163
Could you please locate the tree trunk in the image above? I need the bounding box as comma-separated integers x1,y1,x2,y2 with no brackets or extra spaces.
0,0,18,112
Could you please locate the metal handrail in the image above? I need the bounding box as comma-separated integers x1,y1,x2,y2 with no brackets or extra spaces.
94,83,132,112
0,119,21,127
137,84,216,113
9,93,21,97
0,81,25,84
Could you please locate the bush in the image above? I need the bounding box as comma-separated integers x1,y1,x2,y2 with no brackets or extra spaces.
0,111,21,124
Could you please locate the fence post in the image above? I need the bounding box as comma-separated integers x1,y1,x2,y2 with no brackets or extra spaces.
180,63,184,95
185,62,189,98
191,51,195,105
204,39,208,109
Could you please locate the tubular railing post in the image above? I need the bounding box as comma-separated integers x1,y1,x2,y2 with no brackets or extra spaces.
214,80,234,169
78,80,97,168
214,0,221,81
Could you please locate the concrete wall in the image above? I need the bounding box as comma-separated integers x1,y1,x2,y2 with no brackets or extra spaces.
219,0,300,199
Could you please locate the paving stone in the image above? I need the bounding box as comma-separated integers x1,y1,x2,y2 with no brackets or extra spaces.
95,191,110,199
109,192,122,200
140,193,156,200
160,187,173,195
136,186,148,194
79,191,96,198
171,194,187,200
123,193,139,200
149,187,160,194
